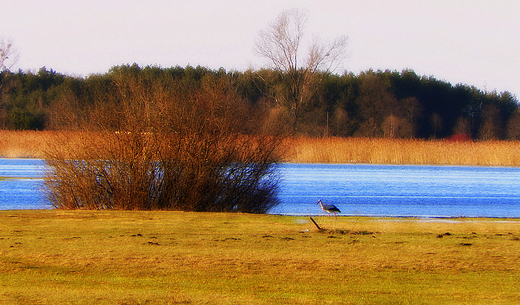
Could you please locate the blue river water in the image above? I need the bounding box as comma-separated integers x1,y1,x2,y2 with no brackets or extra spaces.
1,159,520,217
270,163,520,217
0,159,47,210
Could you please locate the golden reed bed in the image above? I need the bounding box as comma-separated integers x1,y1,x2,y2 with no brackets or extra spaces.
284,137,520,166
1,131,520,166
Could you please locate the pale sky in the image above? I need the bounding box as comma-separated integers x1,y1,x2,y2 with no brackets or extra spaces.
1,0,519,97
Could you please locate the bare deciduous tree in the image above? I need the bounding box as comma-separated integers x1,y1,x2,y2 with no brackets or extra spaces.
431,113,443,139
506,109,520,140
358,74,398,138
399,97,422,138
0,37,19,71
453,116,471,136
254,9,347,134
255,9,307,73
479,104,501,140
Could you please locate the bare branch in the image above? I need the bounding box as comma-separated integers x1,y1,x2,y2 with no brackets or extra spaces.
255,9,347,74
0,37,19,72
255,9,308,72
307,35,348,73
254,9,348,134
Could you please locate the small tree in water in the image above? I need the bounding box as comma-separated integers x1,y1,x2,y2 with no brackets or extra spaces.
44,68,283,213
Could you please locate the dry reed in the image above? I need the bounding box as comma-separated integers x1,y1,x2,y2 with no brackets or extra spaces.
283,137,520,166
0,130,53,158
2,131,520,166
0,130,88,159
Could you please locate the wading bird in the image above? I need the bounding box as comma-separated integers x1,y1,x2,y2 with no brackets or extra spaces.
317,200,341,218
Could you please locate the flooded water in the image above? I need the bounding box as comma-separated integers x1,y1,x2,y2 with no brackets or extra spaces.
0,159,48,210
273,163,520,217
1,159,520,217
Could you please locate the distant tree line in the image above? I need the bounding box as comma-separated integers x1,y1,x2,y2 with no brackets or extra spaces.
0,64,518,140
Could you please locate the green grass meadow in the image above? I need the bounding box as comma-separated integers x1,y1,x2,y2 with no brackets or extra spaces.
1,210,519,304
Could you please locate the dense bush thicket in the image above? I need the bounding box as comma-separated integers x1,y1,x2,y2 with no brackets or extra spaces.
43,69,283,212
0,65,518,140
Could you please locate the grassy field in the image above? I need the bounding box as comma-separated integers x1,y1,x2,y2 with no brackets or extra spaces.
2,131,520,166
1,210,519,304
2,132,520,303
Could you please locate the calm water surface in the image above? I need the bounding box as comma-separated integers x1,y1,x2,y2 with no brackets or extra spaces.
1,159,520,217
0,159,47,209
272,163,520,217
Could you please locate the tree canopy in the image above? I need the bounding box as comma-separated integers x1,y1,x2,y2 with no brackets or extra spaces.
0,64,518,140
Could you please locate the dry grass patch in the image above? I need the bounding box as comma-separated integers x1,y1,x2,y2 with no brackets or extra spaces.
1,211,519,304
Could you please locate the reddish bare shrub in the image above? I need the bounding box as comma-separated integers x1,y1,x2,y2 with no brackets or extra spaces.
44,73,283,213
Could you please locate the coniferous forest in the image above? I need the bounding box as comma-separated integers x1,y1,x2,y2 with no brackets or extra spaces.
0,64,518,140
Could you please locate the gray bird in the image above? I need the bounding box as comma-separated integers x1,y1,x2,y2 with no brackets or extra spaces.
317,200,341,218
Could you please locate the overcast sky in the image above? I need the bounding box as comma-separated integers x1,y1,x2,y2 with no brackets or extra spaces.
1,0,519,97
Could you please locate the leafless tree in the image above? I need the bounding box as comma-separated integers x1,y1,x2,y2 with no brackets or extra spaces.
0,37,19,71
431,113,443,139
399,97,422,138
255,9,307,73
506,109,520,140
478,104,501,140
357,74,398,138
254,9,347,134
453,116,471,136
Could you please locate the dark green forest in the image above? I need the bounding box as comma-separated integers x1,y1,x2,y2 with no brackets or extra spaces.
0,64,518,140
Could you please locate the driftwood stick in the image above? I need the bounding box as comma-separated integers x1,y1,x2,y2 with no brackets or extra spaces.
309,217,324,231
